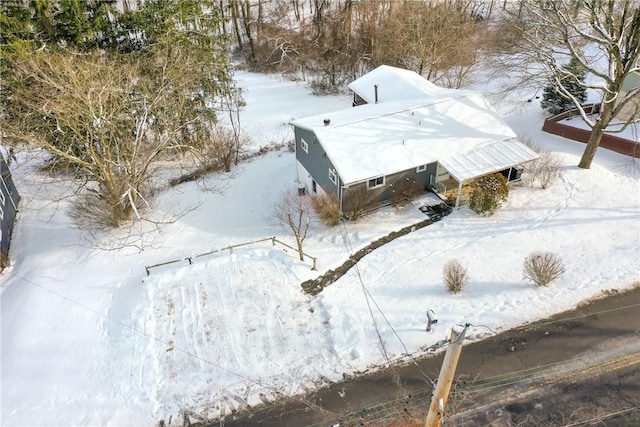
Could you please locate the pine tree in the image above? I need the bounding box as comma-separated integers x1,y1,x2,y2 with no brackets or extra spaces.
469,173,509,216
540,58,587,115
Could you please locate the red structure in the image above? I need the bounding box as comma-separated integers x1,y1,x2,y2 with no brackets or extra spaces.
542,105,639,158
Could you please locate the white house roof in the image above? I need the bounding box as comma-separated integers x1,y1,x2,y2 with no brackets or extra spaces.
291,90,538,185
347,65,457,104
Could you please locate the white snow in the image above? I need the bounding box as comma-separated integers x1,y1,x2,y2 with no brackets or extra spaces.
347,64,446,104
1,70,639,427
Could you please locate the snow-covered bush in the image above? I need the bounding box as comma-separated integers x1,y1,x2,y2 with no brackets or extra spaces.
444,259,469,294
469,173,508,216
312,194,340,226
523,252,565,287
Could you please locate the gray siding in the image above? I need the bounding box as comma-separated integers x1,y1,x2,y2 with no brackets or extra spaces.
342,162,437,215
294,127,340,196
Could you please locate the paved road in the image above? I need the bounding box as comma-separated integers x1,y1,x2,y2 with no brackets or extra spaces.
220,285,640,427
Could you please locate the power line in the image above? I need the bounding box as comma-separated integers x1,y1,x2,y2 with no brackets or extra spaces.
515,301,640,331
337,219,434,384
337,219,391,363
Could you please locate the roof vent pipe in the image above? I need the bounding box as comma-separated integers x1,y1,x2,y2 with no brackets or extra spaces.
374,84,379,104
323,118,331,126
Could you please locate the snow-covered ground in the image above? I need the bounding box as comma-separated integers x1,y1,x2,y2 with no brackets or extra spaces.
1,71,639,426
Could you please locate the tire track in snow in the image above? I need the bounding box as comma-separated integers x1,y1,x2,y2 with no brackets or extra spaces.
144,247,348,419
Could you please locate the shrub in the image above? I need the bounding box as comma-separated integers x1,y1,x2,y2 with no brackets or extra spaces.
343,187,377,221
389,176,421,207
538,153,563,189
311,193,341,226
523,252,565,287
523,142,563,189
443,259,469,294
469,173,508,216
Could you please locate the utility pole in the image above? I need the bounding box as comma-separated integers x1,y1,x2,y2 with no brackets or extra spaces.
425,324,469,427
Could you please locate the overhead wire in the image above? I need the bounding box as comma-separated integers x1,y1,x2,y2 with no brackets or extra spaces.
337,218,435,384
337,219,391,363
10,273,293,396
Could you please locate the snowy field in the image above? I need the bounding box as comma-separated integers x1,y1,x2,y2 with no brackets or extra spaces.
1,71,639,426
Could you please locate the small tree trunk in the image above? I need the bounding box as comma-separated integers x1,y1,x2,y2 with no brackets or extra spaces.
578,103,613,169
578,126,605,169
296,237,305,261
230,1,244,52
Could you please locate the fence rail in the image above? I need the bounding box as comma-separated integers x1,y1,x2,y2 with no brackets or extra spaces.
145,236,317,276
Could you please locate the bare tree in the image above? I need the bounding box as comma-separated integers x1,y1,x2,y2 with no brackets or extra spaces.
3,49,227,228
273,190,313,261
375,0,482,87
501,0,640,169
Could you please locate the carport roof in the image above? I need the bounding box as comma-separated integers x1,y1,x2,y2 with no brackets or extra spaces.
439,139,540,182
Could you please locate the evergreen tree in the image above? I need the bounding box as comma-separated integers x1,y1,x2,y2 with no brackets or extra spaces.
540,58,587,115
469,173,509,216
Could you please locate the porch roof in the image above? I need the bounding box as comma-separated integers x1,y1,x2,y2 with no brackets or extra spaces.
439,139,539,182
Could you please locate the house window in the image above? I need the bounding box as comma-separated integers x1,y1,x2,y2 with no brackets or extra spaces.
300,138,309,153
367,176,385,189
416,164,427,173
329,169,338,185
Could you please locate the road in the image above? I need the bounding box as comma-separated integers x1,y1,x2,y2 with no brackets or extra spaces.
218,285,640,426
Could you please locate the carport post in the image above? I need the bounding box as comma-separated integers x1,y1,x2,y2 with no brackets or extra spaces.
454,180,463,209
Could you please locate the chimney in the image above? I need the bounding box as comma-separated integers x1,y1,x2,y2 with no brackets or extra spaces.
323,118,331,126
374,84,379,104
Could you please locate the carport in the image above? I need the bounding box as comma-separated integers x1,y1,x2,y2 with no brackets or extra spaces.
437,139,540,208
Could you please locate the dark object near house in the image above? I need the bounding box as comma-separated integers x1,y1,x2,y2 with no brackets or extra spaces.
0,153,21,270
500,167,523,182
419,202,453,220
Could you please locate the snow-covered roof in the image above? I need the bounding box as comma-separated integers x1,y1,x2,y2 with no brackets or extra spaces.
347,65,458,104
440,139,539,182
291,90,537,185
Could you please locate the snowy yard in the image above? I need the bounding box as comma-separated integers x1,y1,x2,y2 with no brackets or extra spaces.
1,71,639,426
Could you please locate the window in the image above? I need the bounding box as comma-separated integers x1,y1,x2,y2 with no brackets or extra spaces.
416,164,427,173
329,169,338,185
300,138,309,153
367,176,385,189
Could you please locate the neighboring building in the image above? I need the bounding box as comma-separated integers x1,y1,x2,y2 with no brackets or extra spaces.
0,152,20,270
290,65,538,215
617,71,640,122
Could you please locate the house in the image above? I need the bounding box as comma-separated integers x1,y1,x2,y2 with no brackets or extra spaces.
617,71,640,122
0,151,21,271
290,65,538,215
